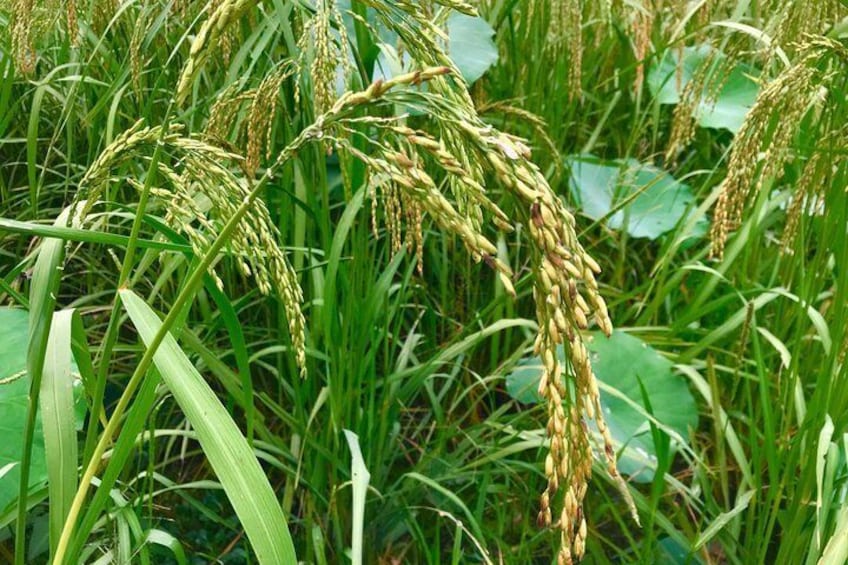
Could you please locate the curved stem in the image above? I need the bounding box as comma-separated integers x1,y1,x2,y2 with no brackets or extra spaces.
52,131,313,565
53,68,443,563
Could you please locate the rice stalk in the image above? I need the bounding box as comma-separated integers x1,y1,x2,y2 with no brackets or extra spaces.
766,0,847,53
10,0,37,74
52,66,461,563
338,71,638,562
317,6,639,551
129,9,150,100
65,0,77,46
175,0,259,104
630,3,653,92
71,120,308,375
710,36,848,258
196,53,638,557
297,0,352,116
91,0,118,34
10,0,647,555
666,47,733,161
246,64,295,177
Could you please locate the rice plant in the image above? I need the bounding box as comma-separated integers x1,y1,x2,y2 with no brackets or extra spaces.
1,0,848,563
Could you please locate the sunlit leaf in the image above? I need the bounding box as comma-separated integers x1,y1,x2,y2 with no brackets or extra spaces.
0,308,45,516
120,289,297,564
373,14,498,85
446,13,498,84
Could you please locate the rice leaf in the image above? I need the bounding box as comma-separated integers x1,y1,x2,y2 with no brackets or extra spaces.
343,430,370,565
17,207,70,564
119,288,297,564
40,310,80,557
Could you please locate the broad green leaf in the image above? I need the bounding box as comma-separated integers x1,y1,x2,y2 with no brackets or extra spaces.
0,309,86,518
373,14,498,85
656,536,703,565
584,331,697,482
0,308,46,515
647,45,759,133
506,331,698,482
505,357,545,404
446,13,498,84
567,154,708,240
119,289,297,564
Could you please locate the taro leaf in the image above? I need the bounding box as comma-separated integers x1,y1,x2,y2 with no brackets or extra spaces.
373,43,411,83
647,45,759,133
585,331,697,482
505,331,697,482
505,356,545,404
567,154,708,240
0,308,84,516
373,14,498,85
446,13,498,84
656,536,703,565
0,308,43,515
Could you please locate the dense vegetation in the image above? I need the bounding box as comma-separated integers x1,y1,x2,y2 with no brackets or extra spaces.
1,1,848,563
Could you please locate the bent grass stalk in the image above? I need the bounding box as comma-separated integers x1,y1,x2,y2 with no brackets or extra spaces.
192,6,638,544
81,112,173,467
15,208,72,565
52,67,453,564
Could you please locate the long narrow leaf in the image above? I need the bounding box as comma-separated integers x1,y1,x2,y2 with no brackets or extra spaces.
18,208,70,564
0,217,191,252
343,430,370,565
40,310,80,557
67,373,161,562
119,289,297,564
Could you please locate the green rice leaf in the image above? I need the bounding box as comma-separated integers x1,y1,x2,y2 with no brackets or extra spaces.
119,289,297,564
40,310,80,557
343,430,370,565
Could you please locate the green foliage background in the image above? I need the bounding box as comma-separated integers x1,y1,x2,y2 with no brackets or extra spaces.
1,1,848,563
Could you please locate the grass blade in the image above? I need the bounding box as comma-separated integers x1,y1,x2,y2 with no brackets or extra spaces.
119,288,297,564
343,430,370,565
40,310,80,558
694,490,755,551
17,208,70,565
0,217,192,252
819,502,848,565
145,529,187,565
67,374,161,562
